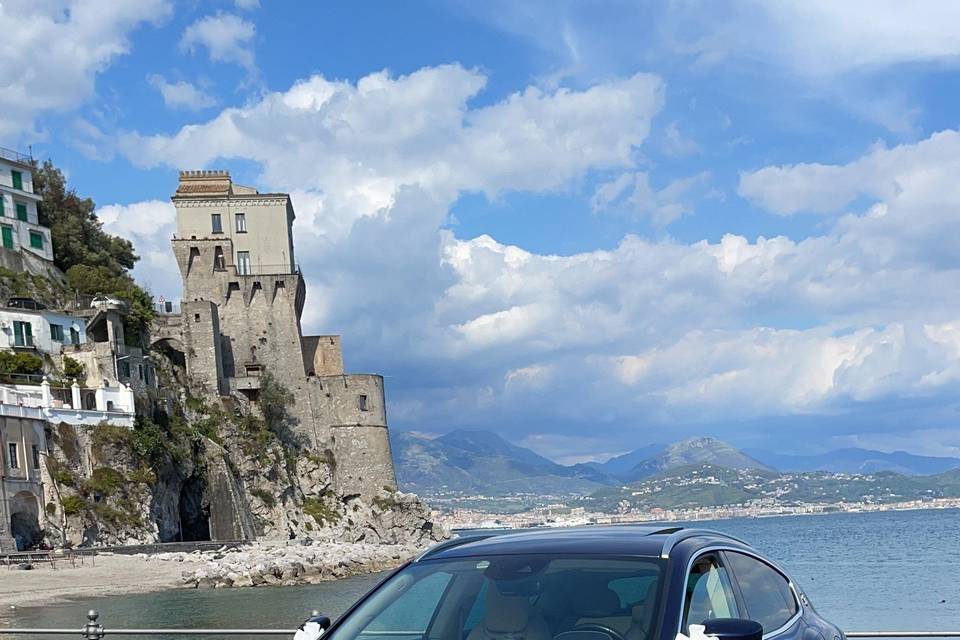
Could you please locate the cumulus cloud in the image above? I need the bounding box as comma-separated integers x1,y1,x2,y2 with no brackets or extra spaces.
96,200,179,295
147,75,217,110
180,12,256,70
0,0,171,140
111,62,960,458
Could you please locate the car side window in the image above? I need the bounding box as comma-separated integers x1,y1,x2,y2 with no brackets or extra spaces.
682,554,740,634
724,552,798,635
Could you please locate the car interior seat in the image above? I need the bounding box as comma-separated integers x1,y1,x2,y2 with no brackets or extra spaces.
466,585,552,640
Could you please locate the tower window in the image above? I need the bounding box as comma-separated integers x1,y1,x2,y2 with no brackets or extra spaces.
8,442,18,469
211,213,223,233
358,394,369,411
32,445,40,469
237,251,251,275
214,246,226,270
236,212,246,232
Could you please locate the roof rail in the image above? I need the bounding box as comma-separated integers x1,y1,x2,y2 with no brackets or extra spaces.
659,528,751,559
415,533,502,562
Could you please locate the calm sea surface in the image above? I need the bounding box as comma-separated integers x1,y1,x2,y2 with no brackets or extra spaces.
3,508,959,636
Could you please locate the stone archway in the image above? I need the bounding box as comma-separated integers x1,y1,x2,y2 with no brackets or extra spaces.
9,490,40,550
150,337,187,370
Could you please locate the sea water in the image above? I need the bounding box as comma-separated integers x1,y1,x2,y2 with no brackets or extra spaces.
3,508,958,636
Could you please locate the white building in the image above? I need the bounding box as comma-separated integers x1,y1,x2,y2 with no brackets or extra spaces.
0,299,86,353
0,148,52,263
0,379,135,428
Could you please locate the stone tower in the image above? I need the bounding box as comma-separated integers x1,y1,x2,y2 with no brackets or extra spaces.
170,170,396,496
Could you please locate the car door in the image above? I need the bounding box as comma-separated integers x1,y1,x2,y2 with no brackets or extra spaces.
721,551,802,640
680,552,742,636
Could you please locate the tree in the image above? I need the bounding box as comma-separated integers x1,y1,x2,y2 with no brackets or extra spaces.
32,161,153,336
32,161,137,275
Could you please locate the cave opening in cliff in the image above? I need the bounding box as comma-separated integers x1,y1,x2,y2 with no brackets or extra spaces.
178,475,211,542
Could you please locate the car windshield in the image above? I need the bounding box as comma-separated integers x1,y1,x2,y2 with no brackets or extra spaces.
326,555,663,640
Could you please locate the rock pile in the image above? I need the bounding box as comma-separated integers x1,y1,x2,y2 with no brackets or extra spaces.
176,542,425,588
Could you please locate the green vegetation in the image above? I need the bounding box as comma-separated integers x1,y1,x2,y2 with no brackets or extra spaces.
84,467,125,496
0,351,43,377
60,494,87,516
250,488,276,507
302,493,341,526
63,356,85,379
32,160,152,336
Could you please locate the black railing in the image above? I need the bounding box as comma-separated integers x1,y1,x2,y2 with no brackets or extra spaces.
0,146,32,164
1,610,959,639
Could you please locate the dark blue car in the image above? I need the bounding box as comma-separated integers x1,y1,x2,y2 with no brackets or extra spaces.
314,526,843,640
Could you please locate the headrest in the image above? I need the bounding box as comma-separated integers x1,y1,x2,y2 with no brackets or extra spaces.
485,587,531,633
631,582,657,622
576,587,621,616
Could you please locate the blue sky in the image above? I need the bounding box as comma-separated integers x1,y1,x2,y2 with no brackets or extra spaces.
6,0,960,463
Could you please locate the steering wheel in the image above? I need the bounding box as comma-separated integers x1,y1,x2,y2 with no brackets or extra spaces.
572,623,626,640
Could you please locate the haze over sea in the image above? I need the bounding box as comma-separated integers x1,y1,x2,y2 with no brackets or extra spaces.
3,509,957,636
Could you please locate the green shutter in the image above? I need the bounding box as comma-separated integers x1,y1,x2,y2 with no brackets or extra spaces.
29,231,43,249
24,322,33,347
16,203,27,221
11,171,22,191
2,226,13,249
0,196,5,216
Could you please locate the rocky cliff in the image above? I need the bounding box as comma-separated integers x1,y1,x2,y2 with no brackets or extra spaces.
41,345,445,548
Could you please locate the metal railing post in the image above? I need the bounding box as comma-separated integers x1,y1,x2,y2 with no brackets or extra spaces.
82,610,104,640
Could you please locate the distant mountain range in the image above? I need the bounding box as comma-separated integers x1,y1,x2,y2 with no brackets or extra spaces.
392,429,960,497
745,447,960,476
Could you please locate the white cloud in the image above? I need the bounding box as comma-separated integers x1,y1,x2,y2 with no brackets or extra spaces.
180,12,256,70
0,0,171,140
739,132,960,216
591,171,711,225
147,75,217,110
661,121,701,157
96,200,178,295
110,63,960,459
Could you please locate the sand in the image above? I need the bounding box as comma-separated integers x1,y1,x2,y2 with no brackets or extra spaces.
0,553,203,614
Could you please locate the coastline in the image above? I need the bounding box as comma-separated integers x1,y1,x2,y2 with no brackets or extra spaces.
0,541,422,618
0,553,203,616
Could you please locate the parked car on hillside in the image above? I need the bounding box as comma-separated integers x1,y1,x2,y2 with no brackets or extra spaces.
300,526,843,640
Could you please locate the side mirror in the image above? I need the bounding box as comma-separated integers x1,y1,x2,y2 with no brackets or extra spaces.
701,618,763,640
294,613,332,640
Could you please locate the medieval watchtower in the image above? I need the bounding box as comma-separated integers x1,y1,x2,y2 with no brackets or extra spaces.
170,170,396,496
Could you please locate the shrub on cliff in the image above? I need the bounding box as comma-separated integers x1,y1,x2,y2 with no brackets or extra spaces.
0,351,43,377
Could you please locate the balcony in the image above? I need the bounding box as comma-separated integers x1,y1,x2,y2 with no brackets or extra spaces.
0,146,32,164
0,378,135,428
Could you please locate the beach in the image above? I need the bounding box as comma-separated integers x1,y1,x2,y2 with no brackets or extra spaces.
0,553,204,614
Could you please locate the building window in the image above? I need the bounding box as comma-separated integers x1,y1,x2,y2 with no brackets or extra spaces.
31,445,40,469
138,364,144,380
0,196,5,216
358,394,369,411
7,442,17,469
70,326,80,345
15,202,28,221
11,170,23,191
237,251,251,275
211,213,223,233
235,212,247,232
119,360,130,378
13,320,33,347
29,231,44,249
213,246,226,271
1,225,13,249
50,323,64,342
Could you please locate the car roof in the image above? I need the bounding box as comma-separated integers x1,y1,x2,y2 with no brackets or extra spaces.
417,525,751,562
